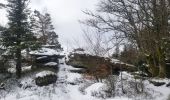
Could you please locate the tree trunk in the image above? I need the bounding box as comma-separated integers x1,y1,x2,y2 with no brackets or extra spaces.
157,47,166,78
16,0,22,79
159,62,166,78
146,54,159,77
16,48,21,78
26,48,30,59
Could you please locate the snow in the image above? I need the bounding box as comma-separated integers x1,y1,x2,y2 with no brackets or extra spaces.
44,62,58,66
66,73,82,83
110,59,135,68
106,97,132,100
111,58,120,63
115,72,170,100
59,58,65,64
7,67,16,73
36,71,56,78
145,80,170,100
145,78,170,100
85,82,106,96
42,45,56,47
57,64,83,83
56,63,130,100
30,48,60,56
22,66,32,72
2,57,170,100
8,66,32,73
150,78,170,84
85,83,105,92
73,51,86,55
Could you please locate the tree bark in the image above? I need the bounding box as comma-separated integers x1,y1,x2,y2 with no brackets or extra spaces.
157,47,166,78
146,54,159,77
16,48,21,78
16,0,22,79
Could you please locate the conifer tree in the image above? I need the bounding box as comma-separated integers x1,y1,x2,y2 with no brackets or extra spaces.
32,10,62,50
2,0,36,78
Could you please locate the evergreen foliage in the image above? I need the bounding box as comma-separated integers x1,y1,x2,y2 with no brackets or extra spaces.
32,10,62,50
1,0,37,78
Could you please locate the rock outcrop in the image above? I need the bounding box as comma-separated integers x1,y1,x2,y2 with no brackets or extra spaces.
67,53,137,76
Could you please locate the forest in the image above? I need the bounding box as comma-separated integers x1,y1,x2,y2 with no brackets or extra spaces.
0,0,170,100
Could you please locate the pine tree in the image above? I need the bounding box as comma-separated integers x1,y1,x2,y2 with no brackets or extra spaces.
2,0,36,78
47,31,62,50
32,10,62,50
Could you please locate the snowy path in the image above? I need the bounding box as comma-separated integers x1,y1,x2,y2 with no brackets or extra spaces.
53,63,99,100
51,63,129,100
56,63,170,100
46,61,129,100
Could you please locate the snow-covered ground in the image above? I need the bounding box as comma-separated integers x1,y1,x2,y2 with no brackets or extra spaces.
1,57,170,100
1,59,130,100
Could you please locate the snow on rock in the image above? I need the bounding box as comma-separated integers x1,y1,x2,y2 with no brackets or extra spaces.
73,51,86,55
58,64,83,84
145,80,170,100
8,67,16,73
111,58,120,63
59,58,65,64
85,82,106,96
21,49,27,58
22,66,32,72
66,65,83,71
30,48,60,56
150,78,170,84
36,56,47,60
106,97,132,100
8,66,32,73
110,59,135,67
66,73,82,83
44,62,58,66
36,71,56,78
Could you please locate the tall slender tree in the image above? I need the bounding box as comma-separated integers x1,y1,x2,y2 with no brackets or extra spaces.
32,10,62,50
2,0,35,78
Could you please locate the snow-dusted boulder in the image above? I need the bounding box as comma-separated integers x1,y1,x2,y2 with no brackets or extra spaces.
85,82,108,98
44,62,58,66
43,62,59,71
30,48,60,56
35,71,57,86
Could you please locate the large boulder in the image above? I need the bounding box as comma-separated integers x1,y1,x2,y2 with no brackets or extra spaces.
149,80,166,86
67,53,137,76
35,71,57,86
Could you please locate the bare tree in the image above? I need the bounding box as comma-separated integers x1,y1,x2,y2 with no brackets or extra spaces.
82,28,115,57
30,10,62,50
81,0,170,78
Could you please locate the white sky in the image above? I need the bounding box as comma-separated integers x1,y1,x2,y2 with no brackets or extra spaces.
0,0,98,50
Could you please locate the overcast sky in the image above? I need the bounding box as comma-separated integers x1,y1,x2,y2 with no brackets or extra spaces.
0,0,98,50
